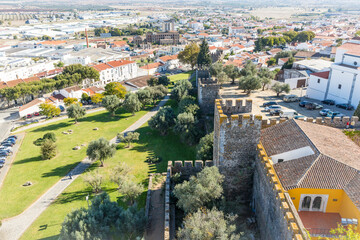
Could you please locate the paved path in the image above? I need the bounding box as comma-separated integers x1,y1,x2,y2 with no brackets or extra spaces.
0,96,169,240
146,179,165,240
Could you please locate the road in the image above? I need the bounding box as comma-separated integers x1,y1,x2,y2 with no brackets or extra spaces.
0,107,18,142
0,95,169,240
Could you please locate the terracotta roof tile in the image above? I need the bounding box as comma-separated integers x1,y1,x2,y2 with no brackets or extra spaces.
310,71,330,79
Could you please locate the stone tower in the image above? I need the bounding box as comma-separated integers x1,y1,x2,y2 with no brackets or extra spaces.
197,70,220,114
213,99,262,201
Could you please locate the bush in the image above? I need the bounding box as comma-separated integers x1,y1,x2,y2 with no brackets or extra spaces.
43,132,56,142
41,139,57,160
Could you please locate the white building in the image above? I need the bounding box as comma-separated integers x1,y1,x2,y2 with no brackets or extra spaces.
306,40,360,108
59,86,84,99
91,60,138,87
18,98,45,117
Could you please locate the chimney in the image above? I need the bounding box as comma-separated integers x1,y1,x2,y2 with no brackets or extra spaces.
85,28,89,48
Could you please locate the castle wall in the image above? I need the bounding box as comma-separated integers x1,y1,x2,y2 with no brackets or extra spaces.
213,99,261,201
253,143,308,240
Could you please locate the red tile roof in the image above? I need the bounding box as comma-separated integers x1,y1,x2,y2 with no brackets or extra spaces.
92,63,112,72
310,71,330,79
19,98,44,111
38,40,66,45
107,60,135,68
339,42,360,56
159,55,178,62
6,79,24,88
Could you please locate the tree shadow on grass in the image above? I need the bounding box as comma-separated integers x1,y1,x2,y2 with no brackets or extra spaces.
31,122,73,133
13,156,42,165
42,162,80,178
39,235,59,240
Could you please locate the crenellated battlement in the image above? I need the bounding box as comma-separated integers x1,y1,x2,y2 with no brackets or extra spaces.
255,143,308,240
215,98,253,115
167,160,214,176
199,77,218,85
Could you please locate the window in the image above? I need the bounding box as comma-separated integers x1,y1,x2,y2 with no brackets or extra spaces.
278,159,284,163
312,197,322,210
355,61,358,66
317,79,321,83
338,84,342,89
301,196,311,210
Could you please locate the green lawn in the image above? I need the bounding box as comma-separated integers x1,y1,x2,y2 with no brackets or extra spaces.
20,123,196,240
0,108,148,220
168,71,194,92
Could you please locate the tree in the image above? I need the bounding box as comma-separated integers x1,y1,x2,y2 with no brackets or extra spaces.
64,97,79,107
86,137,116,167
177,208,239,240
117,131,140,148
110,163,132,189
178,96,199,115
267,57,276,66
174,112,197,144
123,93,142,115
83,170,103,193
330,224,360,240
171,79,193,102
271,82,291,97
59,193,146,240
148,106,175,135
197,39,212,69
118,179,143,205
224,64,240,85
240,60,257,77
41,139,57,160
81,93,90,102
282,57,295,69
39,103,61,118
42,35,52,40
43,132,56,142
258,67,275,91
209,62,223,78
147,77,158,87
178,42,200,70
196,132,214,160
91,93,104,104
158,76,170,86
356,31,360,37
102,95,121,116
63,64,100,82
151,85,168,101
173,166,224,213
136,88,153,106
238,75,261,95
104,82,127,99
67,103,86,124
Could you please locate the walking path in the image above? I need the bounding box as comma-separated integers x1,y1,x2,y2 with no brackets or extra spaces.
0,96,169,240
146,179,165,240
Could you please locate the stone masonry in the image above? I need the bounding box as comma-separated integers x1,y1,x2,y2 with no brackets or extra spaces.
213,98,262,201
197,70,220,114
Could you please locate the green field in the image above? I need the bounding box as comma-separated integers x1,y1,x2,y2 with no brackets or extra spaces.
20,123,196,240
0,108,148,220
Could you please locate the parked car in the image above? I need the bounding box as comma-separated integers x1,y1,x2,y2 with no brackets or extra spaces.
327,111,345,119
1,142,14,147
5,138,15,143
299,101,310,107
0,160,5,164
26,114,32,118
294,115,306,120
305,102,323,110
0,148,12,154
34,112,40,116
263,101,278,107
283,95,300,102
0,163,3,168
321,99,335,105
265,105,281,112
280,110,298,119
8,135,17,139
59,105,65,112
270,109,281,116
0,151,9,157
0,157,6,162
319,109,331,116
336,103,354,110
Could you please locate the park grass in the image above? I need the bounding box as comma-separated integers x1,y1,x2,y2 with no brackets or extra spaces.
20,123,196,240
168,71,194,92
0,108,148,220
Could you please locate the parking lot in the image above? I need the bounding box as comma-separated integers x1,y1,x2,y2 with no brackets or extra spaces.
221,85,355,120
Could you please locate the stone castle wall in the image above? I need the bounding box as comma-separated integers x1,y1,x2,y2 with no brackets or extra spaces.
253,143,308,240
213,98,262,201
197,70,220,114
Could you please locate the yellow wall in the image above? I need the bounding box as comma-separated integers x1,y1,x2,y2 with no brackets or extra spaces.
288,188,344,213
288,188,360,235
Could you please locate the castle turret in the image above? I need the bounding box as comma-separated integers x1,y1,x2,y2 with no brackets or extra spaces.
213,98,262,201
197,70,220,114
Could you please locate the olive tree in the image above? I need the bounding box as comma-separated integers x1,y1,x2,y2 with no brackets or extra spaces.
196,132,214,160
102,95,121,116
86,138,116,167
173,166,224,213
148,106,175,135
67,103,86,124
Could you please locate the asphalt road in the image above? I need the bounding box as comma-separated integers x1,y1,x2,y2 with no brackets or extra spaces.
0,107,19,142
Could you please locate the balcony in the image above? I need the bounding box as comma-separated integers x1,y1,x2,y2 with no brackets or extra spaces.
298,211,341,237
